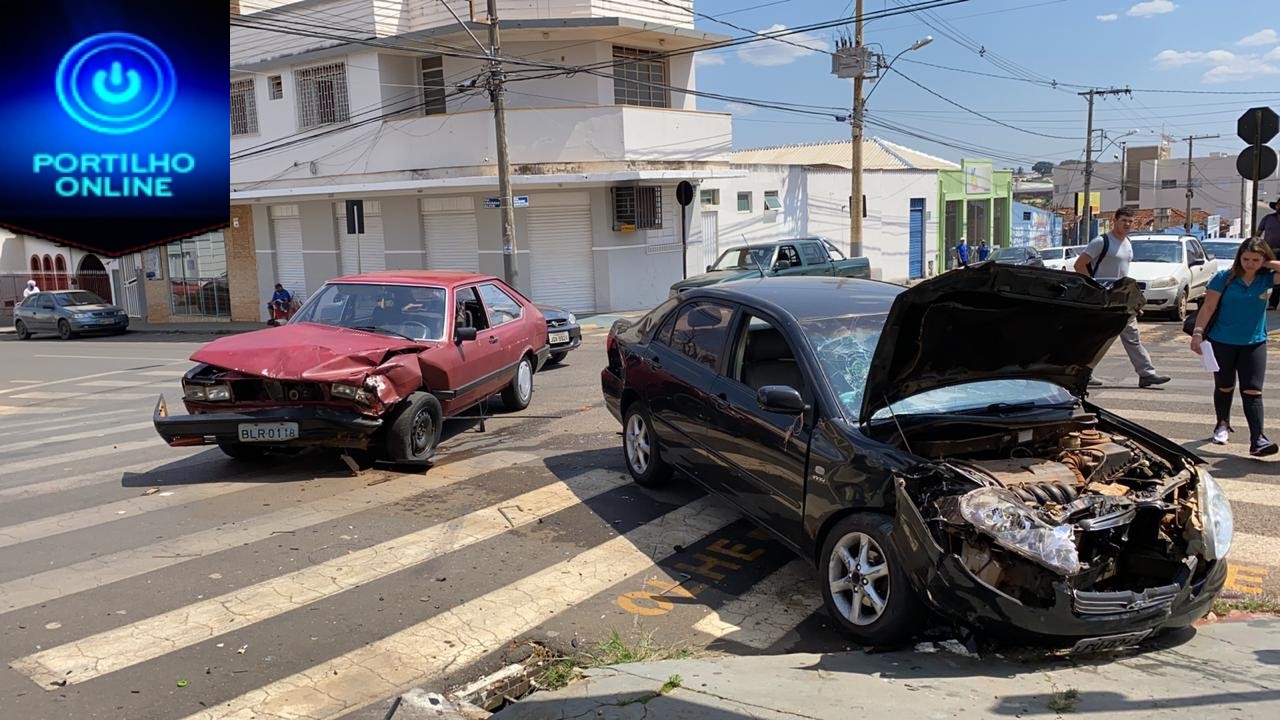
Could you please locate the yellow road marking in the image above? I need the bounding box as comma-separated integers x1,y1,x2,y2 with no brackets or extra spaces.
1224,563,1267,596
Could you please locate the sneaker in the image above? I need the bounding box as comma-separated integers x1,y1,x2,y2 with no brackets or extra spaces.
1212,425,1230,445
1250,437,1278,457
1139,374,1171,388
1088,378,1103,387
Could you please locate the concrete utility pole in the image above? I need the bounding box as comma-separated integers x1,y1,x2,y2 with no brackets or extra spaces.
1078,87,1129,243
487,0,518,288
1182,133,1219,232
849,0,864,259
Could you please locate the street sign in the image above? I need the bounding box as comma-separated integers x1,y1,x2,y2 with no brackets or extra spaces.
485,196,529,209
1237,145,1278,182
344,199,364,235
675,181,694,207
1237,106,1279,145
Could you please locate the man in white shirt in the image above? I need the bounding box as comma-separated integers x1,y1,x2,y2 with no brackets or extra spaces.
1073,207,1171,388
23,280,39,298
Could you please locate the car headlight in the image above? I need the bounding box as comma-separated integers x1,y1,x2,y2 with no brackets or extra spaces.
183,384,207,401
959,487,1081,576
72,312,91,319
1197,470,1233,560
1150,276,1178,289
205,385,232,402
331,383,360,399
567,313,576,325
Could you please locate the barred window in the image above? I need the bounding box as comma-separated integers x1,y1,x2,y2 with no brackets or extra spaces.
420,56,447,115
613,46,669,108
294,62,350,130
268,75,283,100
230,79,258,136
612,186,663,230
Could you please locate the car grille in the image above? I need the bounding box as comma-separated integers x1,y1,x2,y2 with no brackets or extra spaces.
547,319,569,328
91,311,116,318
230,379,325,403
1072,584,1179,615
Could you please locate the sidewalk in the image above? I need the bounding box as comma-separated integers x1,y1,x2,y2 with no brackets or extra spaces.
485,617,1280,720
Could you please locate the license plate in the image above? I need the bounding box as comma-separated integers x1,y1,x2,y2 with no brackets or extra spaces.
238,422,299,442
549,331,570,344
1070,629,1152,654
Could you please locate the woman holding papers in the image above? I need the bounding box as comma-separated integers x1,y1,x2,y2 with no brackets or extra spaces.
1191,238,1280,456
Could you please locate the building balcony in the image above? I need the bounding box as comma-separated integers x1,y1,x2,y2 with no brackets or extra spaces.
230,104,731,189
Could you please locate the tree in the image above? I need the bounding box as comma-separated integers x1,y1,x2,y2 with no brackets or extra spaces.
1032,161,1054,177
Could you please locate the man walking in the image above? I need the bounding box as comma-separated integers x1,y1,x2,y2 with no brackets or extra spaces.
954,237,970,268
1073,207,1171,388
977,240,991,262
1260,200,1280,310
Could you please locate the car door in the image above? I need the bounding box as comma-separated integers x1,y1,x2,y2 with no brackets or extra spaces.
33,293,57,331
798,241,836,276
476,281,533,387
449,285,507,407
771,244,806,276
640,300,737,488
1186,239,1211,297
702,309,810,544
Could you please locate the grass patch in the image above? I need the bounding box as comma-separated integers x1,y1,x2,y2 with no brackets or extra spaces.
1212,597,1280,616
659,674,682,694
536,658,579,691
533,630,694,694
1047,688,1080,714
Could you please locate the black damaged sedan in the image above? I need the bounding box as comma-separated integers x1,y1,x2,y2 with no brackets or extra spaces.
600,266,1230,650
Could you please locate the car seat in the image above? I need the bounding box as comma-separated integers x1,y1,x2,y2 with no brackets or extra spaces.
741,327,803,391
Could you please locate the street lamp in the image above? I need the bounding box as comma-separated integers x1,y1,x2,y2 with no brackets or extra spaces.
863,36,933,106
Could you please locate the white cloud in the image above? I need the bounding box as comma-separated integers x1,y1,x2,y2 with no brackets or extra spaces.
1153,46,1280,83
1127,1,1177,17
1238,29,1278,47
694,52,726,66
1096,14,1118,22
724,102,757,117
735,24,830,67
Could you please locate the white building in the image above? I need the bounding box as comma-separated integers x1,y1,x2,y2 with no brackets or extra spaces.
0,230,132,319
696,139,955,283
229,0,742,315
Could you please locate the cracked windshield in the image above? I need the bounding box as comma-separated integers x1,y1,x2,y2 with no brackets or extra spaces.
2,2,1278,720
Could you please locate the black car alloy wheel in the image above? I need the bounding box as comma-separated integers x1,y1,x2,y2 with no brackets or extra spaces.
57,319,73,340
622,402,671,487
14,320,30,340
819,513,924,644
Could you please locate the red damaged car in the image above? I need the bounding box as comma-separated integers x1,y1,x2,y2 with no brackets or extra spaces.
153,271,549,463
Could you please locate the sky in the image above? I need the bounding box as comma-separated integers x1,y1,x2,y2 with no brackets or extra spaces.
691,0,1280,170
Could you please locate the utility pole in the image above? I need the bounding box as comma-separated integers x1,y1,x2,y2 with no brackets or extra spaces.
1182,133,1218,232
849,0,864,258
487,0,518,288
1078,87,1129,244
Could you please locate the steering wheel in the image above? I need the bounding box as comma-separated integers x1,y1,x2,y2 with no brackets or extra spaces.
399,320,430,339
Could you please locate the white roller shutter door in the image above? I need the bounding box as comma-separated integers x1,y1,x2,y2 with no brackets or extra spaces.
271,205,307,299
528,194,595,312
422,197,479,272
335,201,385,275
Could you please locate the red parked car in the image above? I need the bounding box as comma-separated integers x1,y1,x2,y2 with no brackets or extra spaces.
153,271,549,463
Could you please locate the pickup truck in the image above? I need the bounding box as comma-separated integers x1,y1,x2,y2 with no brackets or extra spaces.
670,237,872,297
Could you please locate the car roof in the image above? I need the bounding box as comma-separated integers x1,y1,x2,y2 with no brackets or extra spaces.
684,275,903,320
324,270,500,288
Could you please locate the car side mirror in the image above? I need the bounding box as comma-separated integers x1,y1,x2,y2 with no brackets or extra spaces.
1190,258,1204,267
756,385,807,414
454,326,477,344
706,265,714,273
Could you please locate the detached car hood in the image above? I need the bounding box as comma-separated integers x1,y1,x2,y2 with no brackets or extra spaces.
860,264,1144,424
190,322,425,383
671,270,760,292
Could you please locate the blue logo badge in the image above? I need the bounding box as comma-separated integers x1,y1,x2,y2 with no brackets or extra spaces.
56,32,176,135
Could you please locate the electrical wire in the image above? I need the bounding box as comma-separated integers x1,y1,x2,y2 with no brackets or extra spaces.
887,67,1081,140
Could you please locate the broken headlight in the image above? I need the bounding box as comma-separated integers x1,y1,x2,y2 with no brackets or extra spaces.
959,487,1081,576
184,383,230,401
1197,470,1233,560
331,383,360,399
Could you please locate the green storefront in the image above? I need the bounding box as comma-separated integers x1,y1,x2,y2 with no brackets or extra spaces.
937,160,1014,270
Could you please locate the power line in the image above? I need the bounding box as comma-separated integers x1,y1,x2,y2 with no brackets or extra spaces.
888,67,1081,140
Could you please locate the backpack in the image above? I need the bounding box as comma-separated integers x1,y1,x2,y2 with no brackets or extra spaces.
1086,234,1111,278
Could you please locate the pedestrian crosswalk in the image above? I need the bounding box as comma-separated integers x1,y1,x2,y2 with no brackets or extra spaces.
0,331,1277,720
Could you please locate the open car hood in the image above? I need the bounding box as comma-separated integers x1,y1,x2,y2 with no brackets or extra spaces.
189,322,423,382
859,264,1144,425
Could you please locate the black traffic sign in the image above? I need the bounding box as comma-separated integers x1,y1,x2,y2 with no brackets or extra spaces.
1238,106,1279,145
1238,144,1278,182
676,180,695,207
345,199,365,235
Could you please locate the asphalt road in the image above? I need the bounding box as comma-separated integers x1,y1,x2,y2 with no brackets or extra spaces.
0,318,1276,720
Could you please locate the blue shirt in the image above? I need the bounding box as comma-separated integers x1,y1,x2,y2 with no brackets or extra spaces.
1206,269,1275,346
956,244,969,262
977,244,990,261
271,289,292,304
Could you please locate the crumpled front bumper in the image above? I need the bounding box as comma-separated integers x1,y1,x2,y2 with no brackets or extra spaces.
152,394,382,449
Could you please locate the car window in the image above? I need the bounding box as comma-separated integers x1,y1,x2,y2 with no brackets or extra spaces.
654,311,677,347
55,291,105,306
823,240,847,260
729,314,805,392
19,294,38,308
1187,240,1205,263
1130,241,1181,263
38,295,55,310
775,245,801,269
455,286,491,331
477,283,523,326
799,242,830,265
661,301,734,371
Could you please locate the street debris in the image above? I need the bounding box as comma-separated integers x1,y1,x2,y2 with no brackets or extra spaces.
177,680,188,688
143,488,160,495
236,644,248,654
44,622,62,630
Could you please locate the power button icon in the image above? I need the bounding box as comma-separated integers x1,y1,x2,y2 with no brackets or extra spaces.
56,32,176,135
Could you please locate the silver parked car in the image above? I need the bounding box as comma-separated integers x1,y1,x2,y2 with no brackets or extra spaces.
13,290,129,340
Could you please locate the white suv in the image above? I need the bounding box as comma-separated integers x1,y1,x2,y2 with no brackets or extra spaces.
1124,234,1217,321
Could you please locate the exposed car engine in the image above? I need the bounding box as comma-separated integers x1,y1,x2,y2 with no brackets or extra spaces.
897,421,1229,608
